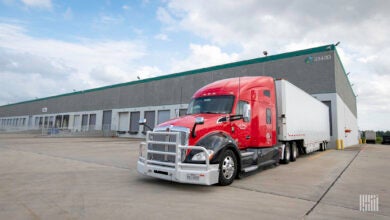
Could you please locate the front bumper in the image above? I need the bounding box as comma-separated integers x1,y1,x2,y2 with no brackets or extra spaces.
137,159,219,185
136,131,219,185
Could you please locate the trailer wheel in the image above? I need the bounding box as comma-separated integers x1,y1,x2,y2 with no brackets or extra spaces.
290,142,297,162
281,143,291,164
218,149,237,186
323,141,327,151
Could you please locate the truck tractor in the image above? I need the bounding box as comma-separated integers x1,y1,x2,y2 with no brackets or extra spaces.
137,76,330,185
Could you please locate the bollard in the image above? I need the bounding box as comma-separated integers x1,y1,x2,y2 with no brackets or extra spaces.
336,139,341,150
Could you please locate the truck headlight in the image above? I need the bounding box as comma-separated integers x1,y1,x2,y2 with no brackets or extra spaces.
191,150,214,161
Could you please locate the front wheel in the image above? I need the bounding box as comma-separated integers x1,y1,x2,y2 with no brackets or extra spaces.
218,150,237,186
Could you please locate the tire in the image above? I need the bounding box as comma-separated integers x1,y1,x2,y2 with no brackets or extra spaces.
281,143,291,164
290,142,297,162
323,142,327,151
218,150,237,186
320,143,324,151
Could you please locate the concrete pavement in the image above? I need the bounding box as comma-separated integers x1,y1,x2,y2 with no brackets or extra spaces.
0,134,388,219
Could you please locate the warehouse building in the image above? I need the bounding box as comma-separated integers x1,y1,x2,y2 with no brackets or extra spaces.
0,44,358,148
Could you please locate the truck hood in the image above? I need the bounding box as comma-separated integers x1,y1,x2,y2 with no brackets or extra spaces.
157,114,226,130
156,114,230,145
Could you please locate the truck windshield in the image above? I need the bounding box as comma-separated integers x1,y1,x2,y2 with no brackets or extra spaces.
187,95,235,114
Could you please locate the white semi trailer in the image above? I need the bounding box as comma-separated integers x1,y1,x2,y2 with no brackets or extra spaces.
276,79,331,156
365,131,376,144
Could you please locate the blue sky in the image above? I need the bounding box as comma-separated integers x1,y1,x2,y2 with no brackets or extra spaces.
2,1,199,69
0,0,389,130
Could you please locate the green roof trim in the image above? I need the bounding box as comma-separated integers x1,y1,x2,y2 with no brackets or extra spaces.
1,44,336,107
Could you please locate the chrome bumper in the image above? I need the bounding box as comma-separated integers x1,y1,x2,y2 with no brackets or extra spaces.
136,131,219,185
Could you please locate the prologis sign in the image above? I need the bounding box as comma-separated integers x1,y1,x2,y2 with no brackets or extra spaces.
305,54,332,64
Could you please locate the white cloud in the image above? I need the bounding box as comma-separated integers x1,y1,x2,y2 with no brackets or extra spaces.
154,33,169,41
21,0,51,9
135,66,163,79
0,49,74,78
170,44,239,73
63,7,73,20
156,7,177,27
0,23,161,105
353,74,390,130
99,15,123,25
159,0,390,130
163,0,390,55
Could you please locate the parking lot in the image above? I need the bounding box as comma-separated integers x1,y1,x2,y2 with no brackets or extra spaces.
0,134,389,219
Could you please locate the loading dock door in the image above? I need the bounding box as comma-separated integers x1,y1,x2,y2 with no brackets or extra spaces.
73,115,80,131
129,112,140,134
28,116,32,128
118,112,129,132
102,110,112,131
157,110,170,124
179,109,187,117
144,111,155,133
322,101,333,136
89,114,96,130
81,114,88,131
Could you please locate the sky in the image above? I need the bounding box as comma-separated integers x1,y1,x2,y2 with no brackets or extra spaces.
0,0,389,131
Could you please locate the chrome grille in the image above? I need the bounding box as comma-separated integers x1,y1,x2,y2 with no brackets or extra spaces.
146,127,189,165
153,126,189,146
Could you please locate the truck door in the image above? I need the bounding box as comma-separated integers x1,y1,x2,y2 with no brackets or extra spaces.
231,100,251,149
250,88,275,147
263,88,276,146
265,107,273,146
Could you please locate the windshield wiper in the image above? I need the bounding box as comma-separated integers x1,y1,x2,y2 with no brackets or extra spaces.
202,111,227,114
202,111,217,114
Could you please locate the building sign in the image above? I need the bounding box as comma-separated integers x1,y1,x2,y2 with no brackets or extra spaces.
42,107,48,113
305,55,332,64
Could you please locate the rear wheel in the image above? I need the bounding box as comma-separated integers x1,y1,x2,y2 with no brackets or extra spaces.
323,141,327,151
290,142,297,162
218,150,237,186
281,143,291,164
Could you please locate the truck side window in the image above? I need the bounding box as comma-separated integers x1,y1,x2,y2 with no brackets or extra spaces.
266,108,271,124
263,90,270,97
236,101,251,122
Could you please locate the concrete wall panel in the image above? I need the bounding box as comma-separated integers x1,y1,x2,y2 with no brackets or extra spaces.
1,49,339,117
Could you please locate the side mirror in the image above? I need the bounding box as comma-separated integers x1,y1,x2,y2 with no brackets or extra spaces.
139,118,153,133
192,117,204,138
195,117,204,125
139,118,146,125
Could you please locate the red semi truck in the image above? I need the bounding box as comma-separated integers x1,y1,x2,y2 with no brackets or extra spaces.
137,76,330,185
